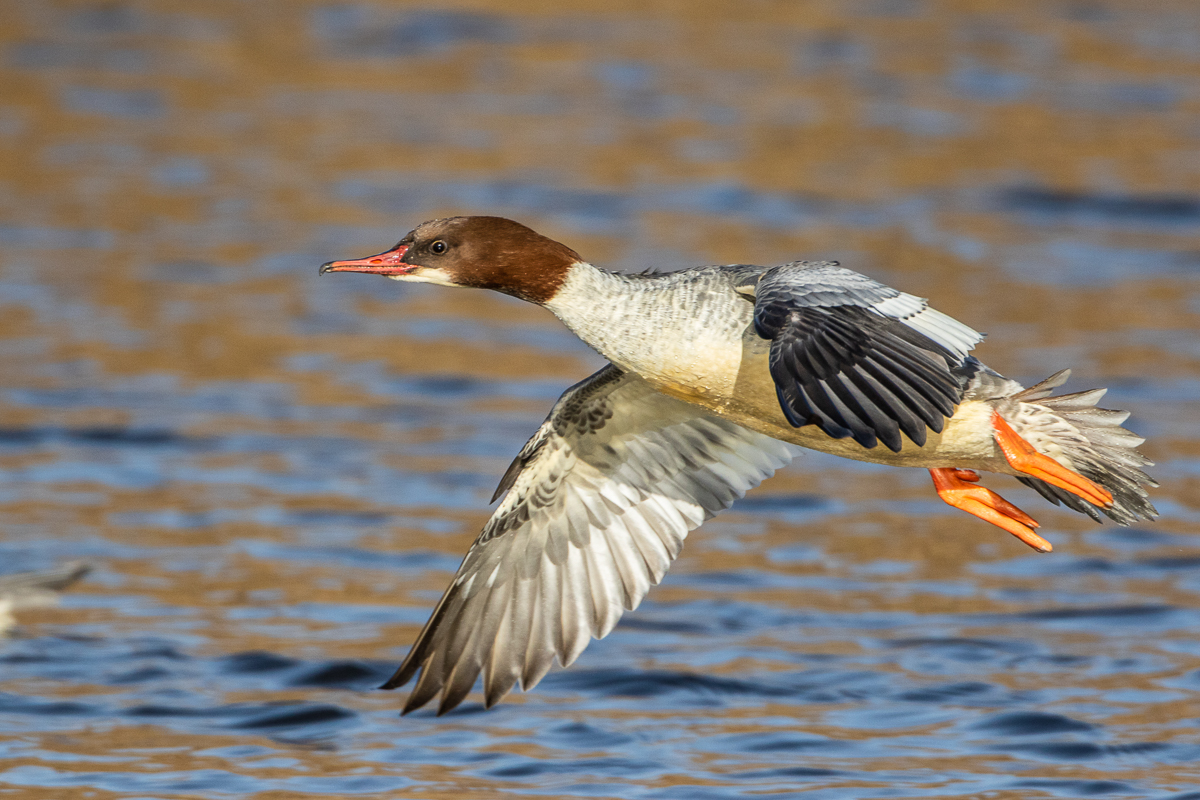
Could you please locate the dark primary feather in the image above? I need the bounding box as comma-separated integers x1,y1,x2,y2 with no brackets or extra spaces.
753,263,972,452
383,365,793,714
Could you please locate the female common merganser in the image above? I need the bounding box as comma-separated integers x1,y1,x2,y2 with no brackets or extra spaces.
321,215,1156,714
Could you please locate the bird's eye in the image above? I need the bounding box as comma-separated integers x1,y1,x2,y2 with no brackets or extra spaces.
430,240,448,255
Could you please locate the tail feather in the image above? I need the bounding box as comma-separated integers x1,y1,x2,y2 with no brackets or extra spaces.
1035,388,1108,411
1011,368,1072,401
1011,374,1157,526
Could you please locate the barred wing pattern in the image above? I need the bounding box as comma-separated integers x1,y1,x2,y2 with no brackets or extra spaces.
752,262,984,452
384,365,794,714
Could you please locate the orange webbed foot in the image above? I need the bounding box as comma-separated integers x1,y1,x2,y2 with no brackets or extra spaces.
991,413,1113,508
929,467,1053,552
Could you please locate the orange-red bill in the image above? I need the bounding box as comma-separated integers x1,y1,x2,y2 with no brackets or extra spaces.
320,243,411,275
992,414,1113,508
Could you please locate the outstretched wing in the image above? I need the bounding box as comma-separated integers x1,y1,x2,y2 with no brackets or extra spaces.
384,365,793,714
751,261,983,452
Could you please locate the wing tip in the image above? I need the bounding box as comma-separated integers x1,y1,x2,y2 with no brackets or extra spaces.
380,658,418,691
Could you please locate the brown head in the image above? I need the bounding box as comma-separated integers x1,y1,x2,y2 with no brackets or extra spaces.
319,216,581,304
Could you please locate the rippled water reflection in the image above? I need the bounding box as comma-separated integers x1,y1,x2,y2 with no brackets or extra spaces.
3,1,1200,798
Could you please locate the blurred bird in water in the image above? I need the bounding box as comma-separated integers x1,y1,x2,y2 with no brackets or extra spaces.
0,561,92,635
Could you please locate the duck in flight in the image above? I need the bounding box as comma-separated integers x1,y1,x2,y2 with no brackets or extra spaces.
321,216,1156,714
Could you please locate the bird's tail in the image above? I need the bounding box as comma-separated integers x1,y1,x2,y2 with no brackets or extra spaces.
1007,370,1157,524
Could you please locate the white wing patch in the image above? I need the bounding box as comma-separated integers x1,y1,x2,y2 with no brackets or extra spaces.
870,293,983,360
384,365,794,714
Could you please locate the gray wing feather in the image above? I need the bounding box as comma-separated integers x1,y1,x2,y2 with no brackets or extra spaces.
383,365,793,714
753,262,983,452
756,263,981,358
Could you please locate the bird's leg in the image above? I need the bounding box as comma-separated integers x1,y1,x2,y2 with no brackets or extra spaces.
991,413,1113,508
929,467,1053,552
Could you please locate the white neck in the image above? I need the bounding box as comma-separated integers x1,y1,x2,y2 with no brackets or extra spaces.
543,261,751,394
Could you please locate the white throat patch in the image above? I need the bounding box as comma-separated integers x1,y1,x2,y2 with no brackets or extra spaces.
387,266,459,287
